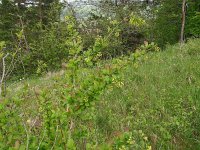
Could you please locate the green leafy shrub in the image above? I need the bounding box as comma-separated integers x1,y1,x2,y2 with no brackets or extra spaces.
0,16,131,149
113,131,151,150
137,42,160,52
187,12,200,37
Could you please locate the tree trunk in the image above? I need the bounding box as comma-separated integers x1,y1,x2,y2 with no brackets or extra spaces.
115,0,118,6
39,0,43,24
180,0,186,43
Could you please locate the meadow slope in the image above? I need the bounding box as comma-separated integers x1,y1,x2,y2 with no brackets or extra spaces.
1,39,200,149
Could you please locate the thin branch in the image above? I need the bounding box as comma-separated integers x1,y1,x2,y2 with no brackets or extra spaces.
37,131,46,150
51,125,59,150
22,120,29,150
0,53,9,96
1,53,9,83
18,15,30,52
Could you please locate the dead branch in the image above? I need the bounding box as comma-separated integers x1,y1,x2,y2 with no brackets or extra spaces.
0,53,9,96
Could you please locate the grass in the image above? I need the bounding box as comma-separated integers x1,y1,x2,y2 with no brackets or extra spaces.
2,38,200,149
98,39,200,149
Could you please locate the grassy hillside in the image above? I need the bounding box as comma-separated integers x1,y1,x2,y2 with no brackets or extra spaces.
99,39,200,149
1,39,200,149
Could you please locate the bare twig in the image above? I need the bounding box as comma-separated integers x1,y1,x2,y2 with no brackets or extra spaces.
21,114,38,150
22,120,30,150
37,131,46,150
18,15,29,52
68,118,74,139
51,125,59,150
0,53,9,96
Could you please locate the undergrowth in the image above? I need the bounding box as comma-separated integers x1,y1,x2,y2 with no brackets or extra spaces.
0,39,200,149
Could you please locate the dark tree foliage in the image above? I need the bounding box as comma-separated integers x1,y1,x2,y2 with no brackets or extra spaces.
186,0,200,37
153,0,182,47
0,0,64,77
0,0,18,42
0,0,200,78
153,0,200,46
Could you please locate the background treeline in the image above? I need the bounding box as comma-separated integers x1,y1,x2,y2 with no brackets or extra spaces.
0,0,200,78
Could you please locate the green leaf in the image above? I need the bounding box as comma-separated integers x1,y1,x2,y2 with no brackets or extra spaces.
67,138,76,150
